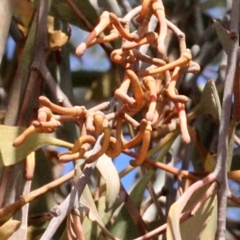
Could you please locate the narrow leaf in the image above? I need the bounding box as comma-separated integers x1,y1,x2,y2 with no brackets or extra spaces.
0,125,73,166
79,183,117,239
110,169,154,239
96,154,120,211
0,220,21,239
200,79,221,124
82,196,115,239
167,184,217,240
213,19,230,53
181,194,217,240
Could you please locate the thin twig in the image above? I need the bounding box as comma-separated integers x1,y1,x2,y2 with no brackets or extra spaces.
40,65,73,107
122,149,198,182
64,0,94,31
0,170,74,225
72,208,86,240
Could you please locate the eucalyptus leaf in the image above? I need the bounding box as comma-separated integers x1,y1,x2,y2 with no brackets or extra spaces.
27,225,47,240
0,125,73,166
110,169,154,239
110,203,139,239
0,220,21,240
181,191,217,240
200,79,221,124
167,184,217,240
49,0,98,31
4,12,37,125
82,196,115,239
0,0,14,66
96,154,120,211
203,153,216,172
80,185,116,239
130,169,155,210
203,120,234,172
213,19,229,53
80,185,105,225
198,196,217,240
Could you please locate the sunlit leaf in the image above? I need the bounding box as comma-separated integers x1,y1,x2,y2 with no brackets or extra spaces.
96,154,120,211
0,125,72,166
213,19,229,53
198,197,217,240
0,220,21,239
167,184,217,240
181,193,217,240
80,186,116,239
82,196,115,239
80,185,105,224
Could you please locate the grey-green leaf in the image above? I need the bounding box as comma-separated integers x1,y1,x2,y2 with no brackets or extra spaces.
213,19,230,53
96,154,120,211
82,196,115,239
0,125,73,166
110,169,154,239
167,185,217,240
181,195,217,240
0,220,21,240
80,185,116,239
49,0,98,31
200,79,221,124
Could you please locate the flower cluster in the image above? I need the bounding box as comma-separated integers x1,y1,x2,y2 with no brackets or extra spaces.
13,0,200,167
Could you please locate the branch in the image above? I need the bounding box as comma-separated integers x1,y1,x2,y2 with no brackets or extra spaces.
40,164,95,239
133,174,217,240
213,1,240,239
122,149,199,182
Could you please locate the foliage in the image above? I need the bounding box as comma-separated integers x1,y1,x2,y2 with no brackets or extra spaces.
0,0,240,239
